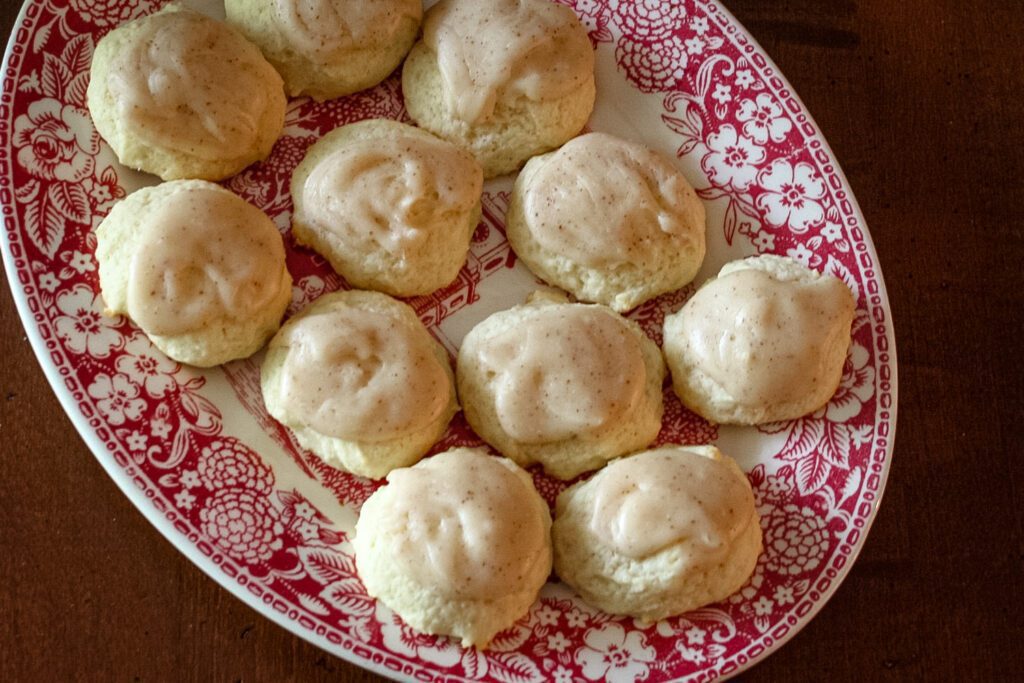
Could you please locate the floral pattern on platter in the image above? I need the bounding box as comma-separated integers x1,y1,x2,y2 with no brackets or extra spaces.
0,1,895,681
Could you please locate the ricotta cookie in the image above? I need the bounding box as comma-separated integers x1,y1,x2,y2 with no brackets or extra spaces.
225,0,421,100
95,180,291,367
552,445,762,622
507,132,707,311
402,0,596,177
291,120,483,296
87,5,286,181
663,255,856,424
457,294,664,479
261,290,458,479
353,448,552,648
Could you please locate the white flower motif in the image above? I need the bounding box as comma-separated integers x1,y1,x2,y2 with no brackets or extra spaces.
12,98,98,181
751,230,775,252
685,626,705,645
174,489,196,511
737,93,794,144
684,36,704,55
712,83,732,104
774,585,795,605
180,469,201,489
38,272,60,292
753,596,774,616
54,284,123,358
199,489,284,564
548,631,571,653
825,341,875,422
552,666,573,683
126,429,147,452
88,373,145,426
293,501,317,521
756,160,827,232
786,243,815,267
821,220,844,243
701,124,766,191
678,645,706,664
565,607,588,629
765,474,793,496
535,603,560,626
691,16,709,35
376,602,461,667
151,418,172,440
576,623,656,683
735,68,755,89
296,520,319,541
116,335,179,398
67,250,95,273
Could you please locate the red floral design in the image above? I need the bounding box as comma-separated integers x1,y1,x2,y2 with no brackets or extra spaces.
13,98,97,181
762,504,831,576
68,0,142,28
197,439,275,496
199,489,283,565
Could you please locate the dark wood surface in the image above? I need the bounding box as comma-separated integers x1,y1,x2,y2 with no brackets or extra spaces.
2,1,1022,681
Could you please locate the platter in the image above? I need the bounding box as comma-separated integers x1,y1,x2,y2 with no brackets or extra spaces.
0,0,897,680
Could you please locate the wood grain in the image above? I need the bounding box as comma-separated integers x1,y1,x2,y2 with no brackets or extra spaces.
2,1,1021,680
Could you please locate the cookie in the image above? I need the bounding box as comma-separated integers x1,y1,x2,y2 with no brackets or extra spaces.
261,290,458,479
662,255,856,424
87,5,286,181
402,0,595,177
353,448,552,648
290,120,483,296
95,180,291,367
225,0,421,100
552,445,762,622
506,132,706,311
456,293,664,479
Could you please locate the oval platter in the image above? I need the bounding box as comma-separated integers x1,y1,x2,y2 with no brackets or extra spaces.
0,0,897,680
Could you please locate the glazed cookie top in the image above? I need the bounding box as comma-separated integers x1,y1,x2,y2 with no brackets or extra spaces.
299,128,481,257
520,132,705,269
677,261,854,408
422,0,594,123
473,304,646,444
588,446,755,560
124,185,286,337
272,0,420,61
269,297,452,443
367,449,548,600
103,8,280,163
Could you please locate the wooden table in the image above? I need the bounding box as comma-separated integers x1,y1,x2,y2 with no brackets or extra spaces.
2,1,1021,680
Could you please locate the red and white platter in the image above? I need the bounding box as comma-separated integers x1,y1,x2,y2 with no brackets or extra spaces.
0,0,897,680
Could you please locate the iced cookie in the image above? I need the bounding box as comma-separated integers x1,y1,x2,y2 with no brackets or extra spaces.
552,445,762,622
402,0,595,177
261,290,458,479
225,0,421,100
457,293,664,479
95,180,291,367
662,255,856,424
87,5,286,181
353,448,552,648
506,132,706,311
290,120,483,296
